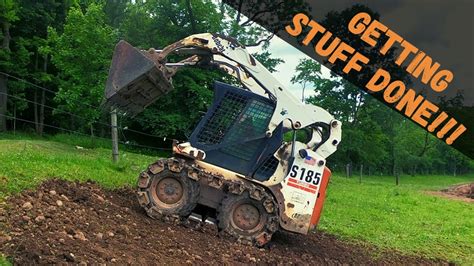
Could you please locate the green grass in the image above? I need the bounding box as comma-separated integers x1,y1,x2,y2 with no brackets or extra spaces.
0,133,159,198
0,256,10,266
0,132,167,156
319,174,474,264
0,133,472,264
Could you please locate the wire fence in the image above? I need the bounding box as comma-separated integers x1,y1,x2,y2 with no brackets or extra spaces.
0,72,172,152
0,113,170,151
0,71,169,134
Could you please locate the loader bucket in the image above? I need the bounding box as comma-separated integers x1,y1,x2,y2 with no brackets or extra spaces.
105,40,173,115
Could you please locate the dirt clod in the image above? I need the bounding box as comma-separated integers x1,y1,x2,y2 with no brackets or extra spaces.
22,201,33,210
74,231,87,241
0,179,447,264
34,215,45,223
96,195,105,202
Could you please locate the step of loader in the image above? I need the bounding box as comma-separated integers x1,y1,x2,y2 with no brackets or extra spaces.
188,213,216,225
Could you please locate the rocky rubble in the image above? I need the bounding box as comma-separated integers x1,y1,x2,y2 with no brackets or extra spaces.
0,179,445,264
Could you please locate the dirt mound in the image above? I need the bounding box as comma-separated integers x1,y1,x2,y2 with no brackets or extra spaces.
430,183,474,203
442,183,474,198
0,179,445,264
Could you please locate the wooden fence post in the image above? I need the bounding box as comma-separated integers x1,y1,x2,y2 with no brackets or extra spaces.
111,108,119,163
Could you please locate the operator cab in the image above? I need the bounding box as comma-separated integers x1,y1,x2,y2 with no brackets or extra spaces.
189,82,284,181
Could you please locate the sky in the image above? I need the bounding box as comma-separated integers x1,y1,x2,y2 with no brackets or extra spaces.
247,35,333,102
210,0,334,102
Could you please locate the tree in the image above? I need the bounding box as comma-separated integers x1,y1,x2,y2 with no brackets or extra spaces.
290,58,321,102
292,58,383,172
14,0,70,135
104,0,129,28
253,51,284,73
49,3,117,131
120,0,223,48
0,0,19,131
116,0,285,140
0,0,468,174
116,0,225,139
218,0,310,47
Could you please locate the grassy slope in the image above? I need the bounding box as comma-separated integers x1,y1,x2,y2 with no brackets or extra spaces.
0,134,158,198
319,174,474,264
0,257,9,266
0,134,473,263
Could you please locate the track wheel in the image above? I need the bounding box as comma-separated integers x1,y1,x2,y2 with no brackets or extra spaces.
137,161,199,220
217,192,277,246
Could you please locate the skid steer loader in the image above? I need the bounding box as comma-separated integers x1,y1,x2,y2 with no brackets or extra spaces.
105,33,341,246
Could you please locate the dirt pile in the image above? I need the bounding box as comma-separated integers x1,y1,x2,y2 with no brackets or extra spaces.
431,183,474,202
0,179,445,264
442,183,474,199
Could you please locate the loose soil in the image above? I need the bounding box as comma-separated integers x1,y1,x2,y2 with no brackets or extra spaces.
429,183,474,203
0,179,447,264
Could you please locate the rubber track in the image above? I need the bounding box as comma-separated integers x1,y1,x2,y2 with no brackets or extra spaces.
136,157,279,246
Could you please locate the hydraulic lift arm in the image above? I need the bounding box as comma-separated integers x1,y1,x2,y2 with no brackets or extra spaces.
105,33,341,159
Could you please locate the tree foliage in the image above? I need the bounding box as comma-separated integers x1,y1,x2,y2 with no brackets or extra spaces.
292,58,471,175
0,0,284,138
0,0,469,175
49,3,117,127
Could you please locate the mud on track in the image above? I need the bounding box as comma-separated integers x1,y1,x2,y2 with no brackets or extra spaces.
0,179,445,264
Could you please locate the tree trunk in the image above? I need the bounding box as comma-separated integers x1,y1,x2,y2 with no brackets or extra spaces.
391,143,396,176
70,115,74,132
235,0,243,24
90,124,95,146
0,21,12,131
219,0,226,18
100,122,106,138
2,22,11,50
39,53,48,135
346,162,353,178
185,0,197,33
13,104,16,134
34,90,39,134
39,89,45,135
0,76,7,131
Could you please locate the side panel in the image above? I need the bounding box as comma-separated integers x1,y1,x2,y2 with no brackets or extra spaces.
309,167,331,229
279,148,326,234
